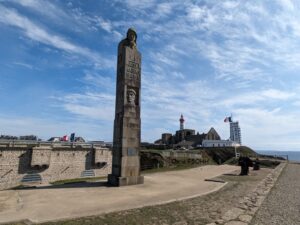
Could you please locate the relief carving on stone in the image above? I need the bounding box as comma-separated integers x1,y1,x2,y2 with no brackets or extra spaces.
127,88,136,105
118,28,138,50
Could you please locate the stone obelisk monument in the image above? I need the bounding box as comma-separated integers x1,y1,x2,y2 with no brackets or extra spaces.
108,28,144,186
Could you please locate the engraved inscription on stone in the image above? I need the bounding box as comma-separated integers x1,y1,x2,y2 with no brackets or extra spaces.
126,60,140,81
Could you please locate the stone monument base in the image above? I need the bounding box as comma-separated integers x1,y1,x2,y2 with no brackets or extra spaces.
108,174,144,186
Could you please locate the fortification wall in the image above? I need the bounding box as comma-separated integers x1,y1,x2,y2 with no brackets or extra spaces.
0,144,112,190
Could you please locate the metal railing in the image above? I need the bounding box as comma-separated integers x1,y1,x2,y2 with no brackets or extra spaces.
0,140,109,149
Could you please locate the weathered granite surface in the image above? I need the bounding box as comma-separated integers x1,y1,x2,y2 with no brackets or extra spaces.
108,28,143,186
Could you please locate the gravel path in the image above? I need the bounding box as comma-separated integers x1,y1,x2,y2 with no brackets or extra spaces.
251,163,300,225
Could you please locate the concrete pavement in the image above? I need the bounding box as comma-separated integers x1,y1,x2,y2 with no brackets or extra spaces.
0,165,239,224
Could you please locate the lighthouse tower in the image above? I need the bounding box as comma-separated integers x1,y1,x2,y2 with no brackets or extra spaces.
179,114,185,130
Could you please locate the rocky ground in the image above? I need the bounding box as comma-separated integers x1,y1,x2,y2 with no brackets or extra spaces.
250,163,300,225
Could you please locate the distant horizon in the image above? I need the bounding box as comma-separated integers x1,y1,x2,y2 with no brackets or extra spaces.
256,149,300,152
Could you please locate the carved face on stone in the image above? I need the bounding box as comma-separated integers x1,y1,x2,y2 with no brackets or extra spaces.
127,89,136,105
128,30,136,42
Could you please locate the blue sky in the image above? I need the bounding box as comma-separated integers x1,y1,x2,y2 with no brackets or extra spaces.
0,0,300,151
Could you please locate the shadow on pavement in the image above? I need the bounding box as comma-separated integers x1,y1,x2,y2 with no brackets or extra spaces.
10,181,120,190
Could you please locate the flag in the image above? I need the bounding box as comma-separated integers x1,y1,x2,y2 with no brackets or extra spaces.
62,135,69,141
70,133,75,142
224,116,232,123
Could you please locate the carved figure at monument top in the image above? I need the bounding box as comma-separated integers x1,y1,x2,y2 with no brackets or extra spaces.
118,28,137,51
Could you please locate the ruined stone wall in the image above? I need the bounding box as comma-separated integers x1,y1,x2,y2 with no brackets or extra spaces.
0,145,112,190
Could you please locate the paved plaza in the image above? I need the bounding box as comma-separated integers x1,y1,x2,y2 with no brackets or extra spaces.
0,165,238,224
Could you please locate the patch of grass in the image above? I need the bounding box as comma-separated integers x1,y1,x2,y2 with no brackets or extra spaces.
10,184,28,190
223,157,239,165
141,163,204,174
10,184,37,190
224,156,281,169
259,160,281,169
2,222,27,225
40,198,206,225
50,176,107,185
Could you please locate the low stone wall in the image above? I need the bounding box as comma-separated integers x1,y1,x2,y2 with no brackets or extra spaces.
0,145,112,190
206,163,286,225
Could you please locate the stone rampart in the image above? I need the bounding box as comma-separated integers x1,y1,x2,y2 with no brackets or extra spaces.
206,163,287,225
0,143,112,190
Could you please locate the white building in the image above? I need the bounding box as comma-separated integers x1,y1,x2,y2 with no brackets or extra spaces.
230,121,241,144
202,140,240,147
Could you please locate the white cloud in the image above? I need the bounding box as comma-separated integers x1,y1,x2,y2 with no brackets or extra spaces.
11,0,104,34
165,44,188,56
262,89,295,100
55,92,115,121
150,52,178,67
63,103,113,121
121,0,156,10
0,5,113,68
82,72,114,90
11,0,70,22
172,71,185,79
94,16,113,33
186,5,207,21
13,61,34,69
98,18,113,32
277,0,295,11
219,89,295,107
222,1,240,9
0,115,112,141
155,2,174,17
92,16,122,40
234,107,300,150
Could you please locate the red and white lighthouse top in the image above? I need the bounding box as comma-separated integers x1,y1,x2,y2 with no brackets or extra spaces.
179,114,185,123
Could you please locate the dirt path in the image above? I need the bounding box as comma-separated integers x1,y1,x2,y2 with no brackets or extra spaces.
250,163,300,225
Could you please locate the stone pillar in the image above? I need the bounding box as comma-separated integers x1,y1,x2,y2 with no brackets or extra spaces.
108,28,144,186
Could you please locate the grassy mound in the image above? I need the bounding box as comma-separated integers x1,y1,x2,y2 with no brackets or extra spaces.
200,146,257,164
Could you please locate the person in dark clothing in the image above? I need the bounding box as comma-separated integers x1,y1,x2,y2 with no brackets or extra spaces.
238,156,253,175
253,158,260,170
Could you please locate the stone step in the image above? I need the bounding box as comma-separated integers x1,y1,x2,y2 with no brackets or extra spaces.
81,170,95,177
21,173,42,183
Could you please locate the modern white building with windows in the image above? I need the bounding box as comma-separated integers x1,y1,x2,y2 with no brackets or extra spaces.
230,121,242,144
202,140,240,147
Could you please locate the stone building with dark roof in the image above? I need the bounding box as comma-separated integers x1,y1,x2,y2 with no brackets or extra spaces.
155,115,221,147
